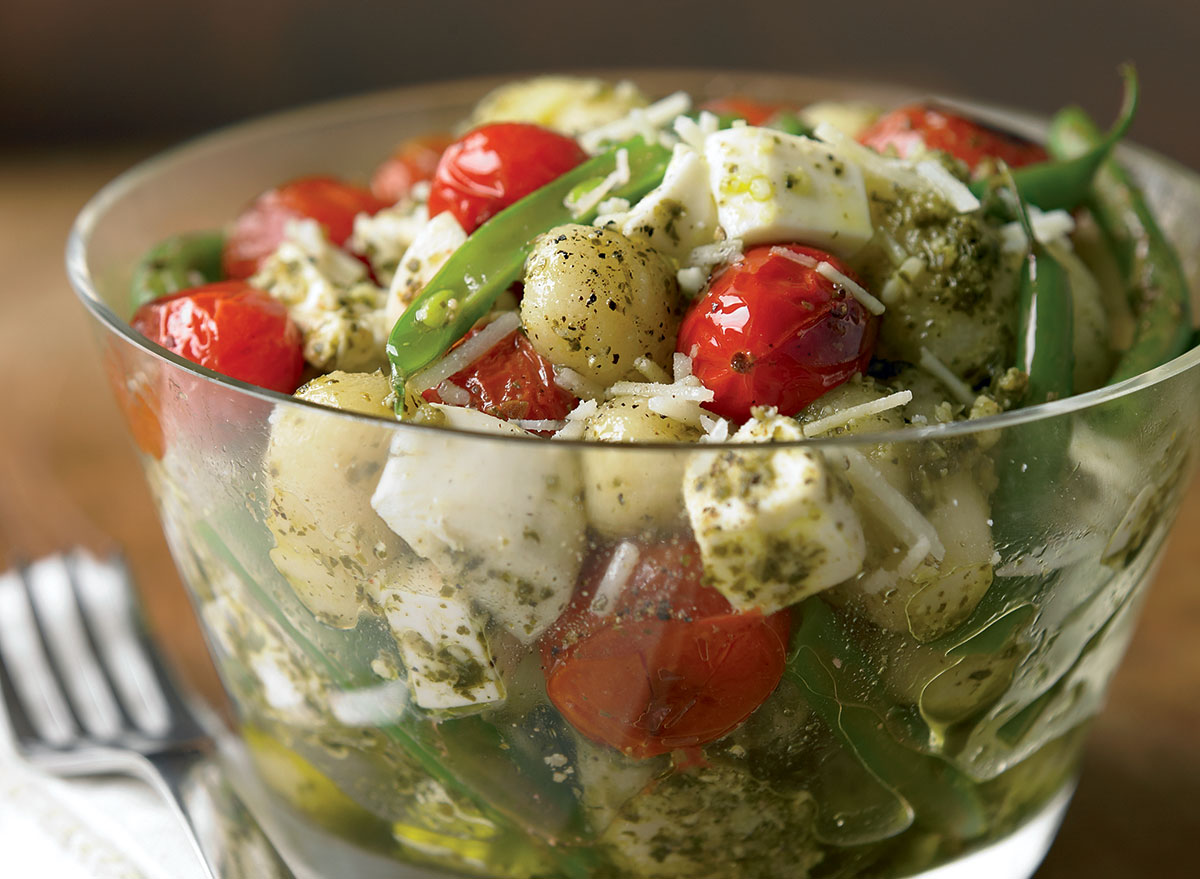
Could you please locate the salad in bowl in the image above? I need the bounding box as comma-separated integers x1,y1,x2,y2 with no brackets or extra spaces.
70,70,1200,879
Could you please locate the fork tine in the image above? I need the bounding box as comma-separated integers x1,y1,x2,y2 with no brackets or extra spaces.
23,556,124,741
0,569,78,746
68,551,174,738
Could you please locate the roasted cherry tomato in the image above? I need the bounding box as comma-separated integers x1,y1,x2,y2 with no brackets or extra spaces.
540,537,791,759
421,327,577,422
370,132,455,203
699,96,794,127
221,176,388,279
130,280,305,393
677,244,879,423
427,123,587,234
857,104,1048,173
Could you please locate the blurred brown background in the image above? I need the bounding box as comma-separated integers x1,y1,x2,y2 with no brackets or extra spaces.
1,0,1198,166
1,1,1198,877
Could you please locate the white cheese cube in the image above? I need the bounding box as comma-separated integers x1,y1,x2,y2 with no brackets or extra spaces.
371,405,585,642
386,211,468,327
683,416,865,613
704,127,872,258
619,144,718,262
375,562,505,712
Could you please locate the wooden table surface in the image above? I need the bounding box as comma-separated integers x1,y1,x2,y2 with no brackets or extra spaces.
2,144,1198,877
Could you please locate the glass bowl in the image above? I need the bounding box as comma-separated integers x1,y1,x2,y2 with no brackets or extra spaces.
68,72,1200,879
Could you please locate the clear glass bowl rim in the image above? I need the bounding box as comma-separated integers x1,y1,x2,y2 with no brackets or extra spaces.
66,68,1200,452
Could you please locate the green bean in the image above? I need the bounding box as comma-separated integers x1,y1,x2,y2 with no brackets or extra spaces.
1047,107,1193,383
129,230,225,311
386,137,672,404
786,599,987,840
1009,175,1076,404
969,66,1137,212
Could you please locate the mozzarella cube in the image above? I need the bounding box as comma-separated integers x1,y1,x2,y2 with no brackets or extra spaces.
684,416,865,612
371,405,585,642
619,144,718,261
375,561,505,712
386,211,467,326
704,127,872,258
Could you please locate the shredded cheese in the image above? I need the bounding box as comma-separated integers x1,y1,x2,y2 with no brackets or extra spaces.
915,160,981,213
435,380,471,406
409,311,520,393
918,346,976,407
685,238,744,273
840,449,946,561
589,541,640,615
515,419,567,433
856,535,932,594
579,92,692,153
673,352,694,380
567,148,630,217
816,262,886,315
1000,208,1076,252
606,381,713,401
551,398,599,440
634,355,672,384
802,390,912,437
770,246,886,315
699,414,731,443
553,366,604,401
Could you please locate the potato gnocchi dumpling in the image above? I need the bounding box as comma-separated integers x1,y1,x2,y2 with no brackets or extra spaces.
521,224,681,387
265,370,403,628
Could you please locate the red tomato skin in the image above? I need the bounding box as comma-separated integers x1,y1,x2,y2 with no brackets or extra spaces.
541,538,791,759
131,280,305,393
857,104,1048,172
221,176,388,280
421,328,577,422
370,133,454,203
427,123,587,234
677,244,879,423
699,97,793,127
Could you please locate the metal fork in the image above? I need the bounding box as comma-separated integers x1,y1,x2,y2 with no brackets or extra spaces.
0,549,294,879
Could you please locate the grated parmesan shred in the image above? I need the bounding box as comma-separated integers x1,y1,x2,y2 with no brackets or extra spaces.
567,148,630,218
634,355,672,384
589,541,641,615
802,390,912,437
553,366,604,401
918,346,976,407
840,449,946,561
409,311,520,393
551,398,599,440
435,380,471,406
579,92,693,154
515,419,566,433
915,160,981,213
770,246,886,315
856,535,932,594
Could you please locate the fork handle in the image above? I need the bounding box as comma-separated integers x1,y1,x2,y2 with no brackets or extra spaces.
41,745,294,879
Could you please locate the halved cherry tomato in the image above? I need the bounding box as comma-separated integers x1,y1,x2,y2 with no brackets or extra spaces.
370,133,455,203
422,327,577,422
427,123,587,234
699,96,794,127
130,280,305,393
677,244,878,423
221,176,388,279
857,104,1048,173
541,537,790,759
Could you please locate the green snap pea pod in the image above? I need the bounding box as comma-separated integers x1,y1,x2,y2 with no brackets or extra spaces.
1010,175,1076,404
785,598,987,840
1047,106,1193,383
969,66,1137,212
989,176,1075,548
387,137,672,399
129,230,225,311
